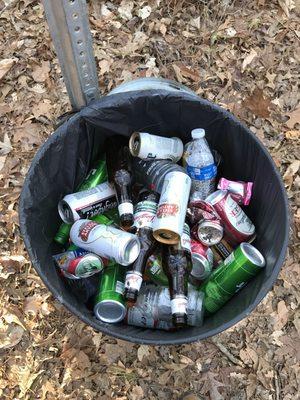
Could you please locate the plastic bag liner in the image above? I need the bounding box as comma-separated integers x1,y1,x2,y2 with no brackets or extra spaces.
19,89,289,345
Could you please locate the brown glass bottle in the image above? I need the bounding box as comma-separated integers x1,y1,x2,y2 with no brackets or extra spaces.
106,137,134,230
124,190,159,303
162,224,192,327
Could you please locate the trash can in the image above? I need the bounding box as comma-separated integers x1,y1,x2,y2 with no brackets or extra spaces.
19,78,289,345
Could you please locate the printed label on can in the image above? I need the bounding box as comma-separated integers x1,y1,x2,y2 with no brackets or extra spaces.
115,280,125,295
180,224,191,252
69,255,103,278
156,203,179,218
118,202,134,216
134,200,157,229
127,307,156,328
125,272,143,292
78,221,98,242
186,163,217,181
171,297,188,315
74,187,98,200
224,252,235,265
76,196,118,220
224,195,255,234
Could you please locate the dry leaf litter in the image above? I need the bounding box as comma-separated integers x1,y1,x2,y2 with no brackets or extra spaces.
0,0,299,399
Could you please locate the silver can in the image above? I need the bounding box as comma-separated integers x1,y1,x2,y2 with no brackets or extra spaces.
129,132,183,162
58,181,117,224
153,171,191,244
190,239,214,282
70,219,141,266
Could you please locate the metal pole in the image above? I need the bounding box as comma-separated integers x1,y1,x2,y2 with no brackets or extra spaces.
42,0,100,110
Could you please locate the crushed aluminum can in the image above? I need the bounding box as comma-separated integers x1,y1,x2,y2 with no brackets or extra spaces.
218,178,253,206
190,239,214,284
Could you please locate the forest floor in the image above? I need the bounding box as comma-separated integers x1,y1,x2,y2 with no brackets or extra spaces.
0,0,299,399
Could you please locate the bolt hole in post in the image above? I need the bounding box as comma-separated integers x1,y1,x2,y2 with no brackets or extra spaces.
73,13,78,19
74,26,80,32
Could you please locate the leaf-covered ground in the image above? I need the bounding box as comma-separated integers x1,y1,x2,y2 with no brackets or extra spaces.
0,1,299,399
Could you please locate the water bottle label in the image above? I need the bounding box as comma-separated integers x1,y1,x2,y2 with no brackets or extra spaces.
186,163,217,181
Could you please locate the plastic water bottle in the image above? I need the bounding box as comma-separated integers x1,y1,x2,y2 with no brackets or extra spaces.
183,128,217,201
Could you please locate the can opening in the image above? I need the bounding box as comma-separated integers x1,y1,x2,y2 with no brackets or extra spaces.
94,300,126,323
58,200,73,224
153,229,180,245
129,132,141,157
240,243,265,267
123,238,141,265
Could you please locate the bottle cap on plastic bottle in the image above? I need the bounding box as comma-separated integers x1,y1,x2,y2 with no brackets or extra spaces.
191,128,205,139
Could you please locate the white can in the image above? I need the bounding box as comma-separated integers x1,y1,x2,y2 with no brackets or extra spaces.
152,171,191,244
129,132,183,162
70,220,141,266
58,182,117,224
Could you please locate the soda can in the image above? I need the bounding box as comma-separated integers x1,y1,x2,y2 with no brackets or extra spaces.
218,178,253,206
199,242,265,314
205,190,255,246
54,158,108,245
58,182,117,224
192,219,224,246
94,263,126,323
53,250,104,278
129,132,183,162
125,310,174,331
190,239,214,283
70,219,140,266
153,171,191,244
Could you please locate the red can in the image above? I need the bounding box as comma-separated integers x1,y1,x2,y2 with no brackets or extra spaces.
205,190,255,246
190,239,214,284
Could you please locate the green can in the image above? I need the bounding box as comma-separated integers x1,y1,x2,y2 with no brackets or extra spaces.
54,158,108,245
145,253,169,286
94,263,126,323
199,242,265,314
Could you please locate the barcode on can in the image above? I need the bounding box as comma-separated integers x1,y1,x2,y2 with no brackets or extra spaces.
115,280,125,295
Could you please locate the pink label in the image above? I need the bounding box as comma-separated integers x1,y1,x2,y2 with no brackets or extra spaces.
224,195,255,235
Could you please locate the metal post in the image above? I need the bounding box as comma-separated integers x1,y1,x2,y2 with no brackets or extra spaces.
42,0,100,110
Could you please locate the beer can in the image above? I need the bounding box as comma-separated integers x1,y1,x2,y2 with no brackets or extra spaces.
70,219,140,266
153,171,191,244
195,219,224,246
190,239,214,282
54,158,108,245
58,182,117,224
129,132,183,162
205,190,255,246
53,250,104,278
94,263,126,323
199,242,265,314
125,309,174,331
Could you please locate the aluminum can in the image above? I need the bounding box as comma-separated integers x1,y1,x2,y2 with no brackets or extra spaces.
129,132,183,162
54,158,108,245
126,285,204,328
70,219,140,266
125,310,174,331
132,158,185,193
218,178,253,206
199,242,265,314
58,182,117,224
190,239,214,283
153,171,191,244
94,263,126,323
205,190,255,246
211,238,234,264
192,219,224,246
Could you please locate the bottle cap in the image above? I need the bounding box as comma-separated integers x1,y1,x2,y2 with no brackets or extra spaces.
191,128,205,139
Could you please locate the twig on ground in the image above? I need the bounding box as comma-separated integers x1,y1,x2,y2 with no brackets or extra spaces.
210,337,245,367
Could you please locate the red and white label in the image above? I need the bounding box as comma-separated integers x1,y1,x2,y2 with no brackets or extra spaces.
156,203,179,219
171,297,188,315
78,221,98,242
224,195,255,235
125,272,143,292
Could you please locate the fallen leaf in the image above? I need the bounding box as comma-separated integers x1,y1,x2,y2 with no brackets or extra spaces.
225,27,237,37
41,380,56,400
242,49,258,72
173,64,185,83
0,58,17,81
99,59,112,75
137,5,152,20
285,107,300,129
13,121,42,151
0,324,24,349
273,300,289,330
0,132,12,172
278,0,295,17
137,345,150,362
118,0,134,21
285,130,299,140
205,372,225,400
130,385,144,400
31,60,50,83
32,99,53,119
283,160,300,187
242,88,271,118
24,296,42,317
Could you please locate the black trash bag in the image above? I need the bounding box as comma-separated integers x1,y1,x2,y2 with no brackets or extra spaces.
19,89,289,345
